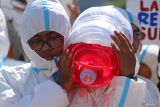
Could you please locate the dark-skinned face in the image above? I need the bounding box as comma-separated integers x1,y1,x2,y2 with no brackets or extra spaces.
28,31,64,61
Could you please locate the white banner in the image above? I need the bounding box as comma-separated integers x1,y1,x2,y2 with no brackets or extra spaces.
126,0,160,45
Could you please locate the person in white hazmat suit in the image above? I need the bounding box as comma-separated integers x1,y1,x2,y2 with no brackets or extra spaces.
113,7,160,105
139,45,160,82
0,8,25,68
66,6,159,107
0,0,74,107
139,45,160,101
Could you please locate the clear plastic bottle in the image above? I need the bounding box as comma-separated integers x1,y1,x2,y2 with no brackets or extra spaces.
65,6,133,87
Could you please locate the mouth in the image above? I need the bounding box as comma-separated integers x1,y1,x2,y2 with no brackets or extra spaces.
37,49,61,61
39,54,54,61
43,56,53,61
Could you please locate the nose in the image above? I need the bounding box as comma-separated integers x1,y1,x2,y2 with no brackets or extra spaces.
41,42,50,51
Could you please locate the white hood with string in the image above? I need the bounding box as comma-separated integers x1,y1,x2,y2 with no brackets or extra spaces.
67,6,157,107
0,0,71,107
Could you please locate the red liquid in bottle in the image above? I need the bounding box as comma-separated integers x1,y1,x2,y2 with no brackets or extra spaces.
67,42,120,87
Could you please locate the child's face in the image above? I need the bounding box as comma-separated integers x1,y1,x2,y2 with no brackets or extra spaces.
28,31,64,60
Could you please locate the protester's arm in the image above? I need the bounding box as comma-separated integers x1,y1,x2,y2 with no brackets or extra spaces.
0,68,69,107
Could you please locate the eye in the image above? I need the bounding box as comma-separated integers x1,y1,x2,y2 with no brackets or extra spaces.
48,37,63,48
28,38,44,50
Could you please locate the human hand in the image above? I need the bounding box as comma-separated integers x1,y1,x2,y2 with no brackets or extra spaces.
57,49,74,92
111,31,136,76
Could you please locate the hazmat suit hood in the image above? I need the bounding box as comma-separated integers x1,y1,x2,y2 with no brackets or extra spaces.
0,9,10,59
21,0,71,70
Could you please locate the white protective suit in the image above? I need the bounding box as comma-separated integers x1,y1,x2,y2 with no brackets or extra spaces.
113,7,160,106
0,0,71,107
66,6,158,107
0,8,25,68
139,45,160,85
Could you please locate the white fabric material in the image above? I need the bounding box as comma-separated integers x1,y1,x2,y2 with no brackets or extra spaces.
65,6,133,48
113,6,140,28
69,76,159,107
21,0,70,42
158,63,160,78
135,55,140,76
0,0,71,107
114,8,159,105
0,64,69,107
0,0,25,38
109,77,146,107
21,0,71,69
30,80,69,107
140,45,160,85
67,6,149,107
69,77,146,107
1,0,27,57
0,9,25,67
138,76,160,107
0,9,10,58
2,58,25,67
